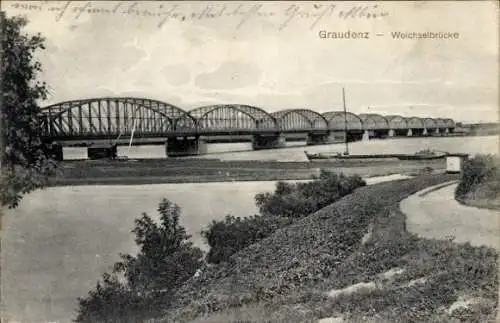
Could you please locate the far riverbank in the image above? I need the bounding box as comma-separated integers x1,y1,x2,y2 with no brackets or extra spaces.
49,159,446,186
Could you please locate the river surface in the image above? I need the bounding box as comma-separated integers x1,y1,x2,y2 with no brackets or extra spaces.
63,135,499,161
1,135,498,323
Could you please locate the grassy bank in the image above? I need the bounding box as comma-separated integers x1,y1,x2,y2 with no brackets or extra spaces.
149,173,496,323
456,155,500,211
49,159,445,186
460,182,500,210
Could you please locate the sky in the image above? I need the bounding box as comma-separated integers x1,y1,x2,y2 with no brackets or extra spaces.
4,1,499,123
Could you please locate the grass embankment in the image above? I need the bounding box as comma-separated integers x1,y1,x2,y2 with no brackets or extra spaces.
49,159,445,186
456,155,500,211
150,173,498,323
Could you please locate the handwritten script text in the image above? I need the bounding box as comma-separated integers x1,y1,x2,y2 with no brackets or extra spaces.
8,1,390,30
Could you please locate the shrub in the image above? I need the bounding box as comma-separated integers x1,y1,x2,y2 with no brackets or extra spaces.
255,169,366,218
203,170,365,264
75,199,204,322
455,154,500,200
201,214,293,264
74,273,154,323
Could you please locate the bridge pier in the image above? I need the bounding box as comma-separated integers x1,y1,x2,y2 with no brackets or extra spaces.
389,129,408,137
430,128,441,136
88,144,117,160
373,130,389,139
252,134,286,150
363,130,385,140
330,131,347,142
347,131,364,142
409,128,425,137
165,136,207,157
306,132,336,145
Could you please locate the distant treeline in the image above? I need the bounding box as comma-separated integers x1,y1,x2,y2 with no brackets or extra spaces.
454,122,500,135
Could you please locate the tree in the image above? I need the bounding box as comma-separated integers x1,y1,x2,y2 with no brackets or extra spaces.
75,199,204,322
0,13,57,209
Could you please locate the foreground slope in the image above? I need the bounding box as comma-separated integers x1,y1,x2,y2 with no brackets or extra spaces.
155,174,462,323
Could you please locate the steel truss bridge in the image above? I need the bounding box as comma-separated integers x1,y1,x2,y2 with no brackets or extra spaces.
39,97,456,143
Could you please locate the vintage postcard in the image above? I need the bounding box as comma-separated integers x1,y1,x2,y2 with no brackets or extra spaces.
1,1,499,323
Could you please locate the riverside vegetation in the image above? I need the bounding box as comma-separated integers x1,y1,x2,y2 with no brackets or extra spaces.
75,170,366,322
455,154,500,210
75,165,498,323
1,15,58,209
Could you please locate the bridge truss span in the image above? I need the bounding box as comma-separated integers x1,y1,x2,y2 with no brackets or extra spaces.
271,109,328,132
443,118,455,128
40,97,197,139
385,115,408,129
322,111,364,131
434,118,447,128
423,117,437,129
38,97,457,145
358,113,389,130
188,104,278,134
407,117,425,129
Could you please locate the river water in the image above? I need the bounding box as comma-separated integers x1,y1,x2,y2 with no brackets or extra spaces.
1,135,498,323
63,135,499,161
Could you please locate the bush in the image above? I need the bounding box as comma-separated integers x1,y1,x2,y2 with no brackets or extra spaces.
255,169,366,218
202,170,365,264
74,273,154,323
75,199,204,322
455,154,500,200
201,214,293,264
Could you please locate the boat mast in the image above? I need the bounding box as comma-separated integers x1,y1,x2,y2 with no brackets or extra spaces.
342,87,349,155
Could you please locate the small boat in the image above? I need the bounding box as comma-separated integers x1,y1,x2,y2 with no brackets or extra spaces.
304,151,344,160
304,151,404,161
396,149,448,160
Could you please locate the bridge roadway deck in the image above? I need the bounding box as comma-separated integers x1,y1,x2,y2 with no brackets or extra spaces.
50,132,340,146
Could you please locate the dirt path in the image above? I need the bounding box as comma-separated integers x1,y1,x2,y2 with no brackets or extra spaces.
401,181,500,250
400,182,500,323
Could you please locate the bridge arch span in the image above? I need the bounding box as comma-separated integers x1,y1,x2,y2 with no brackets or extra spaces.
407,117,424,129
385,115,408,129
444,118,455,128
41,97,196,138
271,109,328,131
322,111,363,130
358,113,389,130
423,117,437,129
434,118,447,128
188,104,278,132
